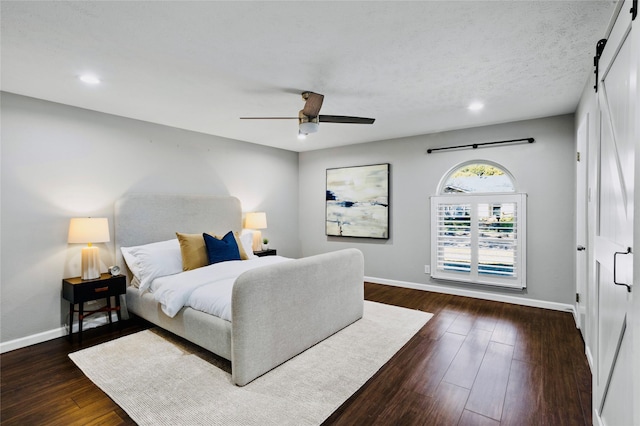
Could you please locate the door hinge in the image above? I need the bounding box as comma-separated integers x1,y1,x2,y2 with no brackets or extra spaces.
577,152,581,162
576,293,580,303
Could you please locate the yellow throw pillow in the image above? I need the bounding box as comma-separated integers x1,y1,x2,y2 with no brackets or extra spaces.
177,231,249,271
234,233,249,260
176,233,209,271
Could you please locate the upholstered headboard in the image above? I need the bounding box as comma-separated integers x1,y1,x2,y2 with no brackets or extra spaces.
114,193,242,279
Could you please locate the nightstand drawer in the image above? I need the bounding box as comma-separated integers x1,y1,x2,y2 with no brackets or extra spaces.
62,274,126,304
75,279,125,300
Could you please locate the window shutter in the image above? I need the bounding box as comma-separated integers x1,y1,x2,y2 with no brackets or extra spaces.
477,202,517,278
435,202,472,275
431,194,526,289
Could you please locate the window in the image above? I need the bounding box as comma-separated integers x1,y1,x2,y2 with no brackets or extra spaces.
431,162,526,289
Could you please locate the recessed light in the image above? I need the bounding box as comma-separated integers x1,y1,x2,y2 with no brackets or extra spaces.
468,102,484,111
79,74,101,85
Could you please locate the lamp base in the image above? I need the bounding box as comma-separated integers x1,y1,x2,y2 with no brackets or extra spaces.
252,230,262,252
81,246,101,280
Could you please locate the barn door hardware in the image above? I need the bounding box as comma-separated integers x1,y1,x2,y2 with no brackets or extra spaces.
593,39,607,92
613,247,632,292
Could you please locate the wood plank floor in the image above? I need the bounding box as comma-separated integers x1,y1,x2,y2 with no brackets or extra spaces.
1,283,591,425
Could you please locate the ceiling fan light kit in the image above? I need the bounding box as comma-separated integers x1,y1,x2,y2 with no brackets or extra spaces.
240,91,375,138
299,120,319,135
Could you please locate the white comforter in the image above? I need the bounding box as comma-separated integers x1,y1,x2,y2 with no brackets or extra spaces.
150,256,290,320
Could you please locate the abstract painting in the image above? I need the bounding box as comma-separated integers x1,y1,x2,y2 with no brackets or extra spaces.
326,163,389,239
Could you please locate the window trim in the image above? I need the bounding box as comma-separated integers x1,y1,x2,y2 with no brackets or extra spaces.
430,193,527,289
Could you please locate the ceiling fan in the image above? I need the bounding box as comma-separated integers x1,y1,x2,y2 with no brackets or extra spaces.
240,92,375,138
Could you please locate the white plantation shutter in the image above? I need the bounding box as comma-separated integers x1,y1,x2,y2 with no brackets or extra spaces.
435,203,472,275
431,194,526,289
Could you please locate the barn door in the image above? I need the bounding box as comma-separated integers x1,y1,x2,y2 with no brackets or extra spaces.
593,4,636,423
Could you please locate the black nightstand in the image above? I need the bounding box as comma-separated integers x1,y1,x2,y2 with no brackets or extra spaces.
62,273,126,341
254,249,277,257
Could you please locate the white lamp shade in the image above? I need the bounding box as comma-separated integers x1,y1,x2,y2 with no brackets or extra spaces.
68,218,110,244
245,212,267,229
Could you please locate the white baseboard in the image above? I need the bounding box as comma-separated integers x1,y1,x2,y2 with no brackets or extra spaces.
0,312,119,354
0,327,68,354
3,279,578,354
572,307,581,330
586,345,595,373
365,276,577,316
594,409,604,426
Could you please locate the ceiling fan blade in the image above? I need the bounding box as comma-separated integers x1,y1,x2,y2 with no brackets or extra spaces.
239,117,298,119
302,92,324,117
319,115,375,124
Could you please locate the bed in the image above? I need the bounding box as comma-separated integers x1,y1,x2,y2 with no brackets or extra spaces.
115,193,364,386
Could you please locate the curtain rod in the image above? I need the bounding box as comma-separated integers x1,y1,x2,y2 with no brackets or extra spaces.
426,137,535,154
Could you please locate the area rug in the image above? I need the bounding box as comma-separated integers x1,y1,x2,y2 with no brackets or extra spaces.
69,301,432,425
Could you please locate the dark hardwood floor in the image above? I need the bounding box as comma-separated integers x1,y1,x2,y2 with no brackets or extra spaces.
325,284,591,426
1,283,591,425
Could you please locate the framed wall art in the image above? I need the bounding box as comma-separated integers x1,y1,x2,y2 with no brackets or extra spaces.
326,163,390,239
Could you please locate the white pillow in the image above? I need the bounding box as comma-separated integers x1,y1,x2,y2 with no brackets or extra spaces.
120,239,183,293
240,230,257,259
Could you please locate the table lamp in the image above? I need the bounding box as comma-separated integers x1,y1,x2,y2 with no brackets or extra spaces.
68,217,110,280
244,212,267,251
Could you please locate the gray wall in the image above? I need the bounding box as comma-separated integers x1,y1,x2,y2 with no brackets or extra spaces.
1,92,300,343
299,114,576,305
1,92,576,345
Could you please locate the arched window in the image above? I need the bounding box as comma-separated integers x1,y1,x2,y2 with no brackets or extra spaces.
431,161,526,289
440,161,516,194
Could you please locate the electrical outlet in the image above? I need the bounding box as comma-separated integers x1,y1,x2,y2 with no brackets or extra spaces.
424,265,431,274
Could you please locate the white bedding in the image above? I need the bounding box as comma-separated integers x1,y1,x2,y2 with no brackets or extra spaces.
150,256,290,320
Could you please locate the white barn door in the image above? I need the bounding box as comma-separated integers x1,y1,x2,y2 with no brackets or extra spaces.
593,2,636,424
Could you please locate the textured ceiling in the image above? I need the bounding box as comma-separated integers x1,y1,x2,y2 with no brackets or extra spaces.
1,1,616,152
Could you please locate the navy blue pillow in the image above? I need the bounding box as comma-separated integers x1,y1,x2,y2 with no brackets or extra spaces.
203,231,241,265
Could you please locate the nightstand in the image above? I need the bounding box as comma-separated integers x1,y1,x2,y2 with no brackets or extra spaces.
254,249,277,257
62,273,126,341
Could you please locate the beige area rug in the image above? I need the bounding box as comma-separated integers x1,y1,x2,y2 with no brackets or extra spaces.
69,301,432,426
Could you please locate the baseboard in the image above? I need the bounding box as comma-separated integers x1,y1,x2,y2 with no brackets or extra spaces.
586,345,595,373
0,312,119,354
594,409,604,426
3,279,577,354
572,307,581,330
0,327,68,354
365,276,576,315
